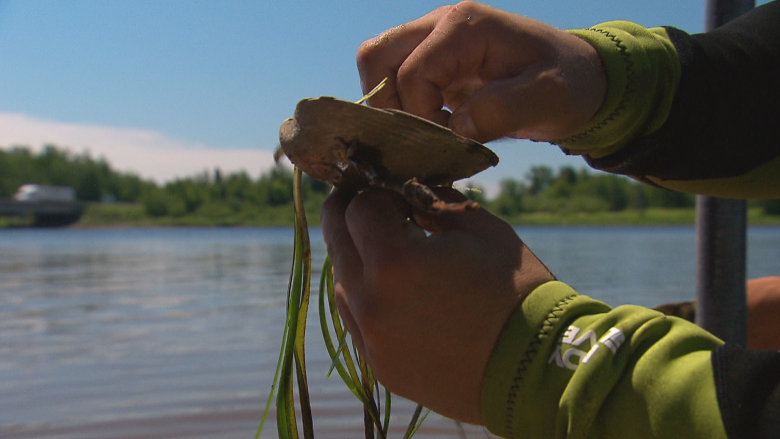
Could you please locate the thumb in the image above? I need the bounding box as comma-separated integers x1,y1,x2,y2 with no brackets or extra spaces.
448,67,572,143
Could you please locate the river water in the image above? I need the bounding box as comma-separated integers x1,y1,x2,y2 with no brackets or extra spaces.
1,226,778,438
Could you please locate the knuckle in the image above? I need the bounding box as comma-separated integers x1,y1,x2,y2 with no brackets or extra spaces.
356,24,403,66
450,1,487,23
453,1,480,15
356,38,380,67
395,60,417,88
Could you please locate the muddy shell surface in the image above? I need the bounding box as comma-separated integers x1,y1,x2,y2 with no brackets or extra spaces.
278,97,499,189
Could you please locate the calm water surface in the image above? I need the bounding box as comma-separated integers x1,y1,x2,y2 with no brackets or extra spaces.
1,226,778,438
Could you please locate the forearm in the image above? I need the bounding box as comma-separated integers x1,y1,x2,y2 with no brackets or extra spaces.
558,1,780,199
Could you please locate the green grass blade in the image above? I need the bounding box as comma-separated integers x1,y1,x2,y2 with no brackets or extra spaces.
292,167,314,439
259,164,430,439
294,352,313,438
320,258,385,436
382,389,392,439
277,224,303,439
255,224,299,439
322,261,371,403
355,77,387,105
403,405,430,439
327,282,367,392
359,355,387,439
318,258,360,392
325,333,346,379
255,301,291,439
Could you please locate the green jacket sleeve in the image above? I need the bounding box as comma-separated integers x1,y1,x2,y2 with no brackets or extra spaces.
558,23,680,159
481,281,727,439
556,1,780,199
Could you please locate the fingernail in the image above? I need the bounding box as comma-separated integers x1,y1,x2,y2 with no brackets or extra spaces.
450,113,478,140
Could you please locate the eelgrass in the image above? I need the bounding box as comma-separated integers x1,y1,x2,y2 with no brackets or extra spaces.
256,167,314,439
257,80,429,438
319,255,429,439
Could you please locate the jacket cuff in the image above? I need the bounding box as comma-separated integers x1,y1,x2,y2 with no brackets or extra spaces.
480,280,727,439
557,22,680,158
480,281,604,437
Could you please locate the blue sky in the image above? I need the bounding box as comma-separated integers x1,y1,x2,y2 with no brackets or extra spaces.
0,0,763,192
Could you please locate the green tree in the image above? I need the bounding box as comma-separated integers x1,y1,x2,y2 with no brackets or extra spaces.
493,178,525,216
575,174,630,211
141,188,171,217
77,168,102,201
165,178,207,213
0,145,157,202
631,183,649,211
525,165,554,195
259,167,294,206
645,186,695,208
546,165,579,199
765,199,780,215
211,168,226,200
224,172,255,203
303,174,330,196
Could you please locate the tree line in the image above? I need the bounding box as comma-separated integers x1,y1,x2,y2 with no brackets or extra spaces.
478,165,780,217
0,145,149,202
0,145,330,220
2,145,778,218
467,165,700,217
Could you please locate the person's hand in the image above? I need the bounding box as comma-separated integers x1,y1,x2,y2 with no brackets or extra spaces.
357,1,606,143
747,276,780,350
321,187,555,424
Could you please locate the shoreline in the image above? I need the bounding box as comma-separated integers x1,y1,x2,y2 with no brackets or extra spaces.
4,220,780,230
74,203,780,227
4,204,779,229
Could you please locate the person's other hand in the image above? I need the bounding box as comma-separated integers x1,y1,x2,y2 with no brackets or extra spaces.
747,276,780,350
321,187,555,424
357,1,606,143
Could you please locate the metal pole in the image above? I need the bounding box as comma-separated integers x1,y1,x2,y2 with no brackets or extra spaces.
695,0,754,347
696,197,747,345
704,0,755,31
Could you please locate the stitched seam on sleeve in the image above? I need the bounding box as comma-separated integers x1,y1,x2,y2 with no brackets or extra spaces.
556,28,635,147
503,294,578,437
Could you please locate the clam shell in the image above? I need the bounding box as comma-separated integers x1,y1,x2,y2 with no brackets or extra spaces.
279,97,498,188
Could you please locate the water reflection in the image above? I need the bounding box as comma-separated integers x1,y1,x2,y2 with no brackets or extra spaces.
0,226,777,438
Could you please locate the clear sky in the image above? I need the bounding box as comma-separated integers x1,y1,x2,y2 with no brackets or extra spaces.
0,0,764,193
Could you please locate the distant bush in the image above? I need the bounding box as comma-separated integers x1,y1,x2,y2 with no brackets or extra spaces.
765,199,780,216
482,165,695,218
141,191,167,217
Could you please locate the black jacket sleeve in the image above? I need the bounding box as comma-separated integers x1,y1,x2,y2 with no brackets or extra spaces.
712,344,780,439
588,1,780,184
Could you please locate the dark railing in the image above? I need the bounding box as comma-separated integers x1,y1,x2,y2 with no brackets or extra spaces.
695,0,755,347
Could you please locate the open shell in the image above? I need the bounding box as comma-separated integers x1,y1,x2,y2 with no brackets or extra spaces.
278,97,499,211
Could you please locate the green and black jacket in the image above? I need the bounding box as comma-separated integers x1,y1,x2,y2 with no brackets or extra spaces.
558,1,780,199
481,3,780,438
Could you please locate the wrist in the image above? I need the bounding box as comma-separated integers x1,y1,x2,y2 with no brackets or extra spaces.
480,281,587,437
556,22,680,158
